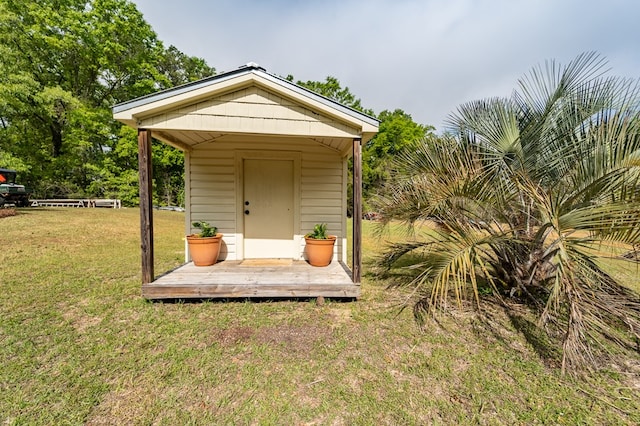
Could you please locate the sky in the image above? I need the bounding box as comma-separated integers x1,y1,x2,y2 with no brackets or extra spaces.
132,0,639,131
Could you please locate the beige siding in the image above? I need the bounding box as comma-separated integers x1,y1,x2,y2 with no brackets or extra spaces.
114,70,379,143
187,135,346,261
299,147,345,261
138,86,361,142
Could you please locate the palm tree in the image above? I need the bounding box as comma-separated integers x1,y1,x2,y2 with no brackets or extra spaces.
376,52,640,373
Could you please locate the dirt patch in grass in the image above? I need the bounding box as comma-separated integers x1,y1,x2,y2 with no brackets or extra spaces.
59,301,103,334
255,324,334,353
326,307,353,328
0,208,17,219
206,323,335,356
86,385,158,425
212,326,255,346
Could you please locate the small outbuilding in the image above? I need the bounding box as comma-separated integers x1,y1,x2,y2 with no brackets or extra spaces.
113,63,378,299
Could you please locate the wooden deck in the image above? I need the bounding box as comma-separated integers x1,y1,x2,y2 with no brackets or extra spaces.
143,260,359,299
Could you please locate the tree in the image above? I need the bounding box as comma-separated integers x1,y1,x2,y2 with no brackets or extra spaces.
0,0,214,203
0,0,164,195
158,45,216,88
0,0,163,152
102,45,215,206
293,76,374,116
364,109,433,198
376,53,640,373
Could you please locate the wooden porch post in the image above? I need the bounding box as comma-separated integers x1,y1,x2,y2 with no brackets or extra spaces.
352,138,362,284
138,129,154,285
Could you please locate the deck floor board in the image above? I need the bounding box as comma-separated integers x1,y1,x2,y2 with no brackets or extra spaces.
143,260,359,299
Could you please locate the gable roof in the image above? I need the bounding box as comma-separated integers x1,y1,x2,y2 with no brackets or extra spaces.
113,63,379,152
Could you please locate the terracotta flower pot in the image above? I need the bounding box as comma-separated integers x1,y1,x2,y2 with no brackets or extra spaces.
187,233,223,266
305,235,336,267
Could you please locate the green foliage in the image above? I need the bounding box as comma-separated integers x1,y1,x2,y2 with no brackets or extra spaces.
363,109,434,198
305,223,329,239
192,221,217,238
0,150,29,174
376,52,640,373
158,45,216,88
0,0,212,203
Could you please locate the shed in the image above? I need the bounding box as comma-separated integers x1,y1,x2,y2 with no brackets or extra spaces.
113,63,379,299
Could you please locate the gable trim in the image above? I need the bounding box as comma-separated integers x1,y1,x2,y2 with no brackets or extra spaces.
113,65,379,130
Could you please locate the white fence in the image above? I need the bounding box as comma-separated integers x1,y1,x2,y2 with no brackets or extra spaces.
30,199,122,208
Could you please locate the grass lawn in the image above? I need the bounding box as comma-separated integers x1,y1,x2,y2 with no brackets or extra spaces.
1,208,639,424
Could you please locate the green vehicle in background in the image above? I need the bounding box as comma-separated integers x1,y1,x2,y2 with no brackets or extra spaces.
0,168,31,207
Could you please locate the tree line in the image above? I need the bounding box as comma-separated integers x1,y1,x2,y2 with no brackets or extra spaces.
0,0,429,207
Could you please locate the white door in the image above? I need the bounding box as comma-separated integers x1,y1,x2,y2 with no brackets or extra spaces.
243,159,294,258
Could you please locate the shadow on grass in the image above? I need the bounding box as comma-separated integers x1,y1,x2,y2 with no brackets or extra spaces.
373,248,566,368
473,303,562,367
506,311,562,365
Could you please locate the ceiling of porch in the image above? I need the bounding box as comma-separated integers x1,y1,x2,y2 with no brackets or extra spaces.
150,129,356,155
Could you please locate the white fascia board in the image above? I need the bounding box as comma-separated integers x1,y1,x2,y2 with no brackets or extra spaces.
113,68,379,135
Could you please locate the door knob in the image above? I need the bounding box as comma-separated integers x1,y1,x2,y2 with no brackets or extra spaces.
244,210,250,215
245,201,250,206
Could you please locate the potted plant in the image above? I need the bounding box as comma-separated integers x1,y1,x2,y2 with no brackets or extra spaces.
186,221,223,266
304,223,336,267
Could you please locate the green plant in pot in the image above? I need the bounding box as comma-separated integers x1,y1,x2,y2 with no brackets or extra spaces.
304,223,336,267
186,221,223,266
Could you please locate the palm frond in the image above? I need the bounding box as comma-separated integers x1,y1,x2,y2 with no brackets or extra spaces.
378,52,640,373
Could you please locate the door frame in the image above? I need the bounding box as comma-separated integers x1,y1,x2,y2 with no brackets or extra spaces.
235,150,301,260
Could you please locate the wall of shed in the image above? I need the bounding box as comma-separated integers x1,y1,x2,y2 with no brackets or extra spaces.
185,135,347,262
